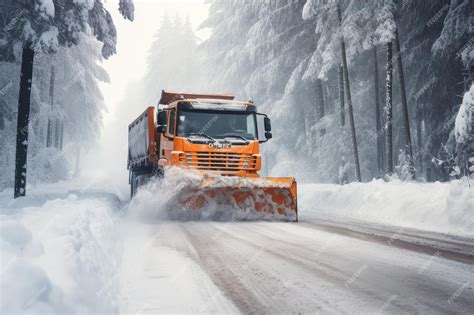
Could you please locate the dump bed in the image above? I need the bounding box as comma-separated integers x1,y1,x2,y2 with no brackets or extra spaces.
127,107,156,170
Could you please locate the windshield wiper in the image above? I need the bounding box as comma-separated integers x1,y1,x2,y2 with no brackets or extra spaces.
187,133,216,141
215,134,249,142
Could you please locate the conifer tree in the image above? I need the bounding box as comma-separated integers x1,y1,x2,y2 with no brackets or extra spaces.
0,0,134,197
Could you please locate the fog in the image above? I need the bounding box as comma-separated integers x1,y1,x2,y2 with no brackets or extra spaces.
81,0,209,195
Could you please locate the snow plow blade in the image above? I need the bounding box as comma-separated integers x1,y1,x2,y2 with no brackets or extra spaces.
170,177,298,221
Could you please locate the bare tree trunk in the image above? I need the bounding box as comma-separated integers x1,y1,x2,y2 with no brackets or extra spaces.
385,42,394,175
373,46,384,177
338,64,347,183
303,108,311,155
59,121,64,150
0,108,4,130
46,65,55,147
393,25,415,177
416,106,423,176
316,79,326,136
14,43,35,198
338,64,345,127
338,5,361,182
54,119,61,148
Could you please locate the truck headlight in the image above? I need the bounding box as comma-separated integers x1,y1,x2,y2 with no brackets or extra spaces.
242,155,251,169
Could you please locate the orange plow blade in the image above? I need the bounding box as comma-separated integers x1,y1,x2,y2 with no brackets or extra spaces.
169,177,297,221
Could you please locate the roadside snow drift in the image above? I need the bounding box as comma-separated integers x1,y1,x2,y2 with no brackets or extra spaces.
299,179,473,236
0,183,124,313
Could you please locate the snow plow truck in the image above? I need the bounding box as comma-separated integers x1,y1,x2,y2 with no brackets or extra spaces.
127,90,298,221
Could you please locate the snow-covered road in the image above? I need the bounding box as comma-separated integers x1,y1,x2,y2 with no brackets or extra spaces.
1,179,472,313
119,216,474,314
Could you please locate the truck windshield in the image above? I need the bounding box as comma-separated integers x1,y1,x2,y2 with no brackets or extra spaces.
177,110,257,140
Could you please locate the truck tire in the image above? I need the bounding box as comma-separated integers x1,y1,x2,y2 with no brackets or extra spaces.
153,166,165,178
130,171,137,198
130,167,164,199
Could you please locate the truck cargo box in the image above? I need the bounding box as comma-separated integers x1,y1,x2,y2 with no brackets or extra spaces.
128,106,156,170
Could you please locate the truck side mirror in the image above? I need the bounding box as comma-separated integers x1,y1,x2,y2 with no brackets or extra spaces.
265,132,273,139
157,111,166,133
157,125,166,133
264,117,272,132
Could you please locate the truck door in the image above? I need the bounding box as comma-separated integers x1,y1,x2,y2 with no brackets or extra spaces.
162,109,176,162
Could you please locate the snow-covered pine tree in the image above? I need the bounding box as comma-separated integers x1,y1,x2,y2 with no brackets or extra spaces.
301,0,398,181
0,30,111,189
200,0,471,183
181,16,200,90
0,0,133,196
198,1,264,96
51,32,109,149
395,149,415,181
145,12,173,104
202,0,351,181
337,3,361,181
375,0,397,176
144,12,201,105
399,0,468,181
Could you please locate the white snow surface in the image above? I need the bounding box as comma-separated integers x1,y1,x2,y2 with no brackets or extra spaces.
35,26,59,52
0,174,473,313
455,84,474,144
37,0,55,18
0,179,124,313
118,223,238,314
300,179,474,237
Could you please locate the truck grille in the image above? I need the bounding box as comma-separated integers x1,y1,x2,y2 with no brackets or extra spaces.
179,151,257,172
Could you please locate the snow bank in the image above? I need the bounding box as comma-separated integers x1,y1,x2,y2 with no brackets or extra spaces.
299,179,473,236
0,182,124,313
0,219,68,313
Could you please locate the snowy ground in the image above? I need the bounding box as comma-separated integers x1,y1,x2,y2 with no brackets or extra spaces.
0,177,126,313
300,179,474,237
0,176,473,313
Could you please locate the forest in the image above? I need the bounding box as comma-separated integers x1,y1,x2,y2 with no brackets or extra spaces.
1,2,473,313
197,0,473,183
0,0,473,193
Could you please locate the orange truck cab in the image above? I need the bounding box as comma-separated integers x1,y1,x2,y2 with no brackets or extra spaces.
127,90,297,221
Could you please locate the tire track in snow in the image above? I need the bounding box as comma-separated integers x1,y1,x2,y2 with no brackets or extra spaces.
206,223,472,313
178,223,368,314
131,220,473,314
298,217,474,265
205,223,396,312
179,223,271,314
242,222,474,314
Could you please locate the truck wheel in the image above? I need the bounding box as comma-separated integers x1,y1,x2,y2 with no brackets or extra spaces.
138,174,146,187
153,166,164,178
130,171,137,198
